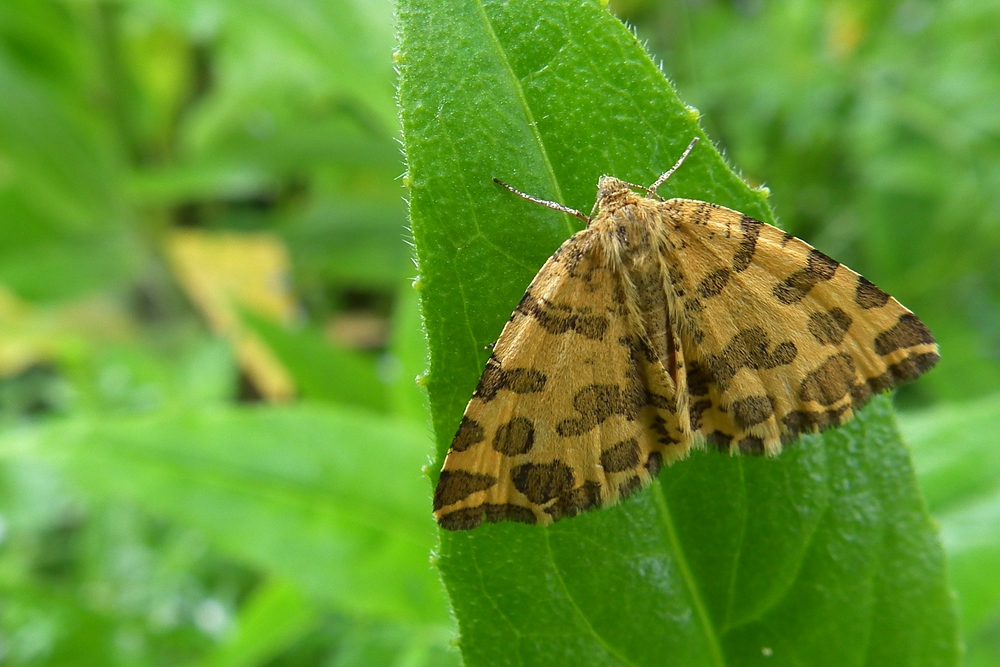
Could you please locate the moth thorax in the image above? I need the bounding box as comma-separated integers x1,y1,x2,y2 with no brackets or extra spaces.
597,176,639,212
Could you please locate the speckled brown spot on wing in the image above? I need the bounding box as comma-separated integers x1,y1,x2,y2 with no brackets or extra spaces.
697,268,731,298
738,436,765,455
473,355,547,402
685,298,705,314
451,416,485,452
600,438,642,473
650,415,680,447
438,503,537,530
434,470,498,510
511,461,576,504
855,277,890,309
773,249,840,304
516,292,609,340
555,383,645,436
781,406,849,441
853,352,940,405
687,361,711,396
807,307,853,345
645,452,663,476
690,398,713,432
707,431,733,452
874,314,936,356
618,476,643,499
701,327,798,390
890,351,939,379
545,481,602,521
733,216,763,272
619,334,657,363
492,416,536,456
799,353,856,406
647,392,674,411
731,395,777,428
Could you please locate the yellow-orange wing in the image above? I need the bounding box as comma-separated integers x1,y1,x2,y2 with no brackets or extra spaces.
658,199,938,455
433,229,684,529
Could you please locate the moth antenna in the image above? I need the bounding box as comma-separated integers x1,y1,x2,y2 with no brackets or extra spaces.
619,180,651,194
648,137,700,195
493,178,590,224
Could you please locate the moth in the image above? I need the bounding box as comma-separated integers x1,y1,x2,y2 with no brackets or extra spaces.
433,138,938,530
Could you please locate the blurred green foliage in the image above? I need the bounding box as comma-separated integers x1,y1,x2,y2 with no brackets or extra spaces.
0,0,996,665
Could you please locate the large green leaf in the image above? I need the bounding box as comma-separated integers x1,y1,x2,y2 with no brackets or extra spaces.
397,0,959,664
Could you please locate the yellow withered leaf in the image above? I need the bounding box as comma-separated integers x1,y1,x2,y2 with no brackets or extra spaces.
433,139,938,530
165,230,297,402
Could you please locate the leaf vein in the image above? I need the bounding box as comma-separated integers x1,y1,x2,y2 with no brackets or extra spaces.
651,483,727,667
472,0,575,237
544,531,642,667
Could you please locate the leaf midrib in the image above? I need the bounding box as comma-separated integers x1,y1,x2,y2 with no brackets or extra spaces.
472,0,576,238
469,5,728,662
652,483,727,667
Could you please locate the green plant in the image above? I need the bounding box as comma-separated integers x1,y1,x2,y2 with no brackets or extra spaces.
1,0,997,664
398,0,959,664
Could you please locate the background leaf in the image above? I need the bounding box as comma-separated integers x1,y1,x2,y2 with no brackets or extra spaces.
9,405,447,624
191,579,318,667
245,312,389,412
901,393,1000,667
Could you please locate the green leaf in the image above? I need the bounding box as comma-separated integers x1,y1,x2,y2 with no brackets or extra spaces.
11,405,448,625
397,0,959,664
281,195,412,290
192,579,318,667
243,312,389,412
0,49,135,301
434,399,958,666
179,0,398,153
901,393,1000,647
399,0,770,451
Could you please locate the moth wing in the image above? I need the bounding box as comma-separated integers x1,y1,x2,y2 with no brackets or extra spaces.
662,199,938,455
434,229,682,530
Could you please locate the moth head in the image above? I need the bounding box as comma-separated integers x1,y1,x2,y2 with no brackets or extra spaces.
596,176,640,212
